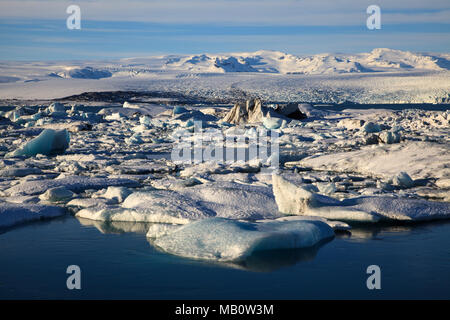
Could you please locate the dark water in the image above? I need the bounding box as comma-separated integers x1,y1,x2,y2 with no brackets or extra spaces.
0,216,449,299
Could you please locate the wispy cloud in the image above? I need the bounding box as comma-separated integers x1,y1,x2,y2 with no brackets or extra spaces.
0,0,449,25
0,1,449,60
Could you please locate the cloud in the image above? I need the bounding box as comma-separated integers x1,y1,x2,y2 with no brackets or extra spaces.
0,0,449,25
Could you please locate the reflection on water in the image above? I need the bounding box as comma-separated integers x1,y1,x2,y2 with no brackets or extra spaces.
342,219,450,241
342,225,414,241
75,216,450,273
2,215,450,298
227,240,332,272
77,217,333,272
77,217,151,235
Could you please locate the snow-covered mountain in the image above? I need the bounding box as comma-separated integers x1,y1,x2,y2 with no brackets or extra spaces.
151,48,449,75
1,49,448,82
0,48,449,102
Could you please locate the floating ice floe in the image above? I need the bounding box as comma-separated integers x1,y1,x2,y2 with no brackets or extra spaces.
5,175,139,196
6,129,70,158
0,202,66,228
76,189,213,224
150,217,334,262
75,181,281,224
272,174,450,222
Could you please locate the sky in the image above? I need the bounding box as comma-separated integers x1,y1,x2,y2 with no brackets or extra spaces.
0,0,449,60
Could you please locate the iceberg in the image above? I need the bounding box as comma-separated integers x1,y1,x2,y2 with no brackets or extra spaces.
6,129,70,158
0,202,66,228
75,181,281,224
76,190,213,224
5,175,139,196
272,174,450,222
151,217,334,262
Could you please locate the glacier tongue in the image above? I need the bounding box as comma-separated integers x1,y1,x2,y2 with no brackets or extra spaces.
152,217,334,262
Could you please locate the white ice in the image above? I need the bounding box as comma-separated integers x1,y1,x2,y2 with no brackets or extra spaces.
151,217,334,261
0,202,66,228
272,174,450,222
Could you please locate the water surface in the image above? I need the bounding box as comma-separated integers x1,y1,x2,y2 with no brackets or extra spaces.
1,216,449,299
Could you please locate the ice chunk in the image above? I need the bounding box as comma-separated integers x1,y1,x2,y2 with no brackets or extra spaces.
101,186,132,203
272,174,450,222
262,116,285,130
362,121,381,133
392,171,414,188
124,133,143,145
0,167,42,177
123,101,139,109
75,181,280,224
315,182,337,195
39,186,75,203
47,102,66,114
77,190,213,224
172,106,188,115
0,202,66,228
105,113,123,121
379,131,401,144
5,175,139,196
152,217,334,262
181,182,280,220
337,118,365,130
6,129,70,158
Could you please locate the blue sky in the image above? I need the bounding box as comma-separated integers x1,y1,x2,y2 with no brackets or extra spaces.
0,0,449,60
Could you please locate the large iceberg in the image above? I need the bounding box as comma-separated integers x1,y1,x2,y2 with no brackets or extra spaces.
75,182,281,224
151,217,334,262
6,129,70,158
272,174,450,222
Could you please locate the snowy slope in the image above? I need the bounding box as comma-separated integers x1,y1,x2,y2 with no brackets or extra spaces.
0,48,449,102
141,48,449,75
